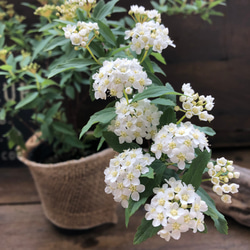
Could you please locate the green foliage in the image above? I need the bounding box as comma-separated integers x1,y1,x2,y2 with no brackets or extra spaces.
151,0,226,23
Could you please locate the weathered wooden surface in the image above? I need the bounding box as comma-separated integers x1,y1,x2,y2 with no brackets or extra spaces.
0,148,250,249
0,204,250,250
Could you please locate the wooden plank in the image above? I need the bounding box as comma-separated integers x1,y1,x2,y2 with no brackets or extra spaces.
0,166,39,204
163,58,250,147
0,204,249,250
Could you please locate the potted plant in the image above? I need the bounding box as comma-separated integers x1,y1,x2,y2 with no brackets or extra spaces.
0,0,121,229
52,1,239,245
1,0,240,244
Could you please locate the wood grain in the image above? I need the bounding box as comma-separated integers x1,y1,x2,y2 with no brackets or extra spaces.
0,204,250,250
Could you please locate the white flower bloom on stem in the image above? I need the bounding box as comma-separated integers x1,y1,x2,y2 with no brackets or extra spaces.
125,20,175,55
151,122,209,170
63,21,99,47
179,83,215,122
62,24,76,38
104,149,155,208
206,158,240,203
129,5,161,23
145,178,207,241
221,194,232,203
92,58,152,99
109,98,162,144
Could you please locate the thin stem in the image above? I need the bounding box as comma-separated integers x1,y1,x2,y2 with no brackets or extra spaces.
85,45,100,65
140,50,148,64
176,114,186,125
201,178,211,182
123,89,129,104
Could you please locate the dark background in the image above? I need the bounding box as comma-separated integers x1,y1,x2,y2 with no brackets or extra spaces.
1,0,250,166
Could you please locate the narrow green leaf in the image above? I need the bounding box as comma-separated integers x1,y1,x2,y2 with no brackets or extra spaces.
0,108,6,121
15,92,39,110
48,58,96,78
98,20,117,47
17,85,37,91
132,84,181,102
194,125,216,136
151,52,166,64
32,36,55,61
52,122,75,136
133,218,161,245
79,107,116,138
0,65,13,71
151,98,175,106
93,0,119,20
197,187,228,234
45,36,69,51
65,85,75,99
182,150,211,190
44,102,62,122
0,23,5,48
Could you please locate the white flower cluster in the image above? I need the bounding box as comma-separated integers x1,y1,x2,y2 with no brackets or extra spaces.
151,122,210,170
104,148,155,208
108,98,163,144
129,5,161,23
66,0,96,6
92,58,152,99
207,157,240,203
180,83,215,122
125,20,175,54
62,21,99,47
145,177,208,241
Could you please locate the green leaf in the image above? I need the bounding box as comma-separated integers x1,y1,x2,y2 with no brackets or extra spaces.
15,92,39,110
65,85,75,99
41,79,58,89
0,108,6,121
44,102,62,123
197,187,228,234
132,84,181,102
97,20,117,47
10,37,26,47
102,131,140,153
133,218,161,245
32,35,55,61
0,23,5,48
45,36,69,51
63,135,84,149
4,126,26,150
0,65,13,71
52,121,75,136
159,107,177,126
151,52,166,65
79,107,116,138
194,125,216,136
141,167,154,179
48,58,96,78
151,98,175,107
93,0,119,20
182,150,211,190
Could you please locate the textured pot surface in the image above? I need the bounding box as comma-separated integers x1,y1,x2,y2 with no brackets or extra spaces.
18,133,118,229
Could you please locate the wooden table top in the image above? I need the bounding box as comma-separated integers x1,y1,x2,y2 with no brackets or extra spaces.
0,148,250,250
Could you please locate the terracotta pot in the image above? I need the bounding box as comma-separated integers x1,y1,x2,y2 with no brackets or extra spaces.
18,133,118,229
